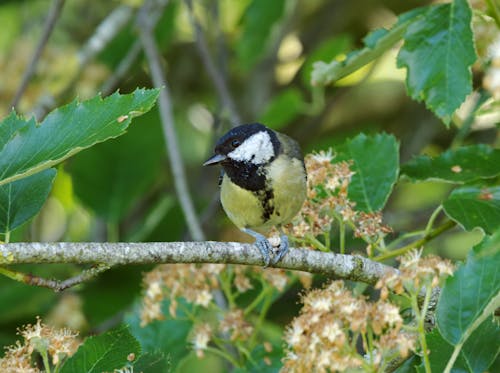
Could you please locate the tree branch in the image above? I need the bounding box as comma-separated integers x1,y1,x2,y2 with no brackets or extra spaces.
9,0,66,110
184,0,242,125
0,264,110,292
0,242,396,286
136,0,205,241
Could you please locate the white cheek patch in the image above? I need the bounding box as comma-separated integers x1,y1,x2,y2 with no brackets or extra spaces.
228,131,274,164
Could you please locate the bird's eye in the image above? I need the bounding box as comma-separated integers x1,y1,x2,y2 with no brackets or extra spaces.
231,139,241,148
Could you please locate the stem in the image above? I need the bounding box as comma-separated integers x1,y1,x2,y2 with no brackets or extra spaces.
249,285,274,349
424,205,443,235
204,346,241,368
0,266,26,282
375,220,456,261
41,348,52,373
219,271,235,308
305,233,328,252
4,230,10,244
385,230,426,250
244,285,272,316
339,219,346,254
411,288,432,373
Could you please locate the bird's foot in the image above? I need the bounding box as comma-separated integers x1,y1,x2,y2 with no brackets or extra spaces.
242,229,272,267
271,234,289,265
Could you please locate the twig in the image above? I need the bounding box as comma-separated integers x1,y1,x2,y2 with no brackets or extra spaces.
374,220,457,262
0,242,397,286
136,0,205,241
100,41,142,96
9,0,66,110
184,0,241,125
100,0,174,96
32,4,134,119
0,264,110,292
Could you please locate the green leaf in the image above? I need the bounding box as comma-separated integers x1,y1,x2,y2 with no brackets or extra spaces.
425,329,470,373
0,88,160,187
259,89,304,130
133,351,170,372
339,133,399,212
125,300,193,370
393,355,419,373
437,232,500,348
397,0,476,124
236,0,286,71
401,145,500,183
311,8,425,85
0,168,56,233
68,110,164,222
443,186,500,234
461,316,500,373
60,325,141,373
0,111,30,151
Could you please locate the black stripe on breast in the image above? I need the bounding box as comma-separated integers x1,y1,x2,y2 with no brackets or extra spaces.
254,188,274,222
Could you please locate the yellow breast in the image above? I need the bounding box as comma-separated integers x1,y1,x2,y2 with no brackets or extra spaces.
220,154,306,232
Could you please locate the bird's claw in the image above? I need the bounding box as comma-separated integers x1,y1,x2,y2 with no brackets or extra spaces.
255,237,272,267
242,229,290,267
271,234,289,265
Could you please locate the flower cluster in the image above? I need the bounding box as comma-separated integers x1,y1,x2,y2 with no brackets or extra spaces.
140,263,225,325
283,149,392,251
376,249,454,297
0,317,80,372
282,281,415,372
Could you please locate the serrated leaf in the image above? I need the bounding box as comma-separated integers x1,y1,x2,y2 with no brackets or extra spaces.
125,300,192,370
311,8,425,85
236,0,286,71
68,110,164,222
339,133,399,212
259,89,304,130
397,0,476,124
401,145,500,183
60,325,141,373
0,168,56,233
437,232,500,348
0,111,30,151
443,186,500,234
0,88,159,187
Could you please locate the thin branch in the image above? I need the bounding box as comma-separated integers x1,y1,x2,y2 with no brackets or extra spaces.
100,41,142,96
32,4,134,119
374,220,457,262
0,242,396,286
184,0,241,125
9,0,66,110
0,264,110,292
136,0,205,241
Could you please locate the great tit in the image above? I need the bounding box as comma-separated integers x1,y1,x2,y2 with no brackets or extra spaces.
203,123,307,266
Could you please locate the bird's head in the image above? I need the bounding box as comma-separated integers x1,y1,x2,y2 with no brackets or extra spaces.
203,123,280,167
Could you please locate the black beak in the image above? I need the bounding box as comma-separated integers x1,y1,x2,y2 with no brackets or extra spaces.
203,153,227,166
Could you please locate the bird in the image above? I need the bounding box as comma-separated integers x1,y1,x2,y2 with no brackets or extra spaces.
203,123,307,266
